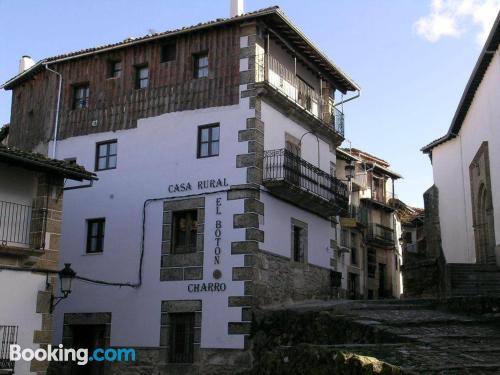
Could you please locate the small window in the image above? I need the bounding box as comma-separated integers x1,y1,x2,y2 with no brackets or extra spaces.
95,140,117,171
193,52,208,78
197,124,219,158
351,232,358,265
368,248,376,278
108,60,122,78
65,157,77,165
404,231,413,244
169,313,194,363
86,218,105,253
161,42,177,63
291,221,307,263
135,65,149,89
172,210,198,254
72,84,89,109
330,161,336,177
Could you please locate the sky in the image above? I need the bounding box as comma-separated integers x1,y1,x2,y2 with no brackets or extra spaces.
0,0,498,207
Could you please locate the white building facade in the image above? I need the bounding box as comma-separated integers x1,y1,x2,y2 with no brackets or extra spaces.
2,6,360,374
422,15,499,267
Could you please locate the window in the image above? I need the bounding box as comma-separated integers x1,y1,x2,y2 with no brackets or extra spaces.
108,60,122,78
161,42,177,62
72,84,89,109
95,140,117,171
291,219,307,263
340,229,349,248
367,248,376,278
169,313,194,363
351,232,358,265
86,218,105,253
193,52,208,78
135,65,149,89
197,124,219,158
330,161,337,177
404,231,413,244
64,157,77,165
172,210,198,254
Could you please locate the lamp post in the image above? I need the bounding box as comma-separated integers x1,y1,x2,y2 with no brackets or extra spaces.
50,263,76,313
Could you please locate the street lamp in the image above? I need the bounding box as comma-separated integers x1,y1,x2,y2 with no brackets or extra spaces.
344,162,355,181
50,263,76,313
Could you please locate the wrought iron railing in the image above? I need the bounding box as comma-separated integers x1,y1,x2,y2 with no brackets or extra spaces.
348,204,368,225
255,54,344,137
368,223,395,243
263,148,348,205
0,201,46,248
0,325,18,371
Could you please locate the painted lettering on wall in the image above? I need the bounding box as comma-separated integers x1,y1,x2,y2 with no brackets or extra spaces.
214,197,222,265
187,282,227,293
168,178,228,194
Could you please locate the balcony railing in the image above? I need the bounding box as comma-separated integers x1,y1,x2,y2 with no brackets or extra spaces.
255,54,344,137
0,325,18,371
348,204,368,226
367,223,395,246
263,149,348,216
0,201,46,249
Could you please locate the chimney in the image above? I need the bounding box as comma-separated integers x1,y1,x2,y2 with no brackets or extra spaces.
19,55,35,73
230,0,244,17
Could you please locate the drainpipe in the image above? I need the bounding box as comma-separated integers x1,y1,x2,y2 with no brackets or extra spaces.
333,89,360,107
44,64,62,159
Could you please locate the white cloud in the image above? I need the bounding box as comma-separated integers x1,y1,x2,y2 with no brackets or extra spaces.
414,0,500,44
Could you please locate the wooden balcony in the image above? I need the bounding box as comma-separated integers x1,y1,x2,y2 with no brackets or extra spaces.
263,149,348,218
255,54,344,140
367,223,395,248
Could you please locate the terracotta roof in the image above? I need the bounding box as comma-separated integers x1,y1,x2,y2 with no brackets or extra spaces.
0,145,97,181
393,199,424,225
339,147,402,179
1,6,359,93
343,147,390,167
421,12,500,153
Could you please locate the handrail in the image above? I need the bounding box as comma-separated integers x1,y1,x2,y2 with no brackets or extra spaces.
263,148,348,204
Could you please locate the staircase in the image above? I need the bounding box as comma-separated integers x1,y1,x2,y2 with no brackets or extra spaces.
251,298,500,374
447,263,500,297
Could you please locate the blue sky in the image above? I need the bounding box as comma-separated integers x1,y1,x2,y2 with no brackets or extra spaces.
0,0,498,207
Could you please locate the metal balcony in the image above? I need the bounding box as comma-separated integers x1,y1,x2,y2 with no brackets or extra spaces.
263,149,348,217
0,200,46,252
367,223,395,248
0,325,18,372
255,54,344,138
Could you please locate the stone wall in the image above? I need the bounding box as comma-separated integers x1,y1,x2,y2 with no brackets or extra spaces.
253,250,333,306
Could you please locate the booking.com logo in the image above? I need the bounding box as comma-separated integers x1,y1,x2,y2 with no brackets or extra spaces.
10,344,136,365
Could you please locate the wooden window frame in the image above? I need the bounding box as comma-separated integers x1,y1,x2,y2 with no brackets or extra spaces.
193,52,209,79
197,123,220,158
135,65,149,89
108,60,122,78
291,218,308,263
95,139,117,171
169,313,195,363
86,218,105,254
171,210,198,254
160,42,177,63
72,83,89,110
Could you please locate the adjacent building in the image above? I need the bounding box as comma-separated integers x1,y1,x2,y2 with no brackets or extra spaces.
420,13,500,297
335,148,403,300
1,4,362,373
0,145,95,375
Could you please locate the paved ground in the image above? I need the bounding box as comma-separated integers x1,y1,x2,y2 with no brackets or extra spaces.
268,299,500,374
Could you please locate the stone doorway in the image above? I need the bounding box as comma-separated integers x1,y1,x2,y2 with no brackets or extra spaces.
469,142,497,265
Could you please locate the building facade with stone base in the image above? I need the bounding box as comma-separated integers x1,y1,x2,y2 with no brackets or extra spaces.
2,6,360,374
0,146,95,375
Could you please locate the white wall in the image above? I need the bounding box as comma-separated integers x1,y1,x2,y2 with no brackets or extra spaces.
261,194,334,268
52,103,252,349
432,50,500,263
0,270,45,375
0,163,36,205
